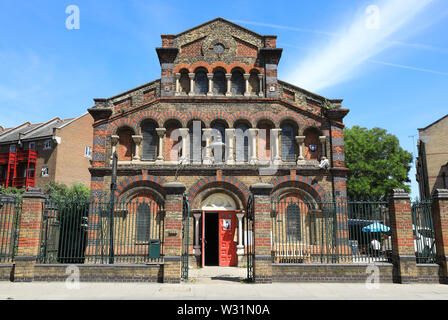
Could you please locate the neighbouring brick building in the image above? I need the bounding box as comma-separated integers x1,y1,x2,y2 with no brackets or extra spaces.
0,113,93,189
416,114,448,199
87,18,350,274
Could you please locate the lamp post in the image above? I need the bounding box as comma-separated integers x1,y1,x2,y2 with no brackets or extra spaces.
109,151,118,264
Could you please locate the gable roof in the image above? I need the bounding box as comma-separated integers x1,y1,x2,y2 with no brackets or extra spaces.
418,114,448,132
163,17,265,39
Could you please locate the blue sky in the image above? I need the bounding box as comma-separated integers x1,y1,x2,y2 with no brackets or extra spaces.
1,0,447,198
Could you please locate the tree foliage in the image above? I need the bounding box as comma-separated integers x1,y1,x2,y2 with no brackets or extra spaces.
344,126,412,199
43,182,90,203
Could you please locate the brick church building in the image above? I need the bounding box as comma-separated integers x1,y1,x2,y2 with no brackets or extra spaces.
87,18,349,272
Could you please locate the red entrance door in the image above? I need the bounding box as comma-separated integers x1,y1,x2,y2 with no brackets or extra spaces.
218,212,237,266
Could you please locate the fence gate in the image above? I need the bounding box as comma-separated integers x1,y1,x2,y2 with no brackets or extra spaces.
0,196,21,264
411,200,436,263
181,193,190,280
245,193,255,282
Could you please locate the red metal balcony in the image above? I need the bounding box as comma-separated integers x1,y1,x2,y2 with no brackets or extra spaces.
17,149,37,163
0,152,16,165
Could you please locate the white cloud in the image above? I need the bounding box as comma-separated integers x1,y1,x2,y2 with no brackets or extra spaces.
284,0,435,92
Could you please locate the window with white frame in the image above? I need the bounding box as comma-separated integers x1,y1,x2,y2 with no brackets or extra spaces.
41,167,49,177
44,140,52,150
9,145,16,152
84,146,92,158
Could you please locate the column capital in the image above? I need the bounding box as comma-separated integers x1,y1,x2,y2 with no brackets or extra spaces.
132,135,143,144
188,73,195,79
319,135,327,143
164,182,186,195
295,135,305,143
175,72,181,79
250,183,274,196
207,73,213,79
258,74,264,80
156,128,166,136
243,73,250,80
111,135,119,145
225,73,232,79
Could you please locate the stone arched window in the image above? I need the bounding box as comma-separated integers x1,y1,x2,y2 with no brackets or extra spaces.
286,204,301,240
231,70,245,96
248,71,259,95
281,123,296,162
179,70,190,94
188,120,205,163
194,69,208,94
304,127,320,161
235,122,249,163
141,122,157,161
213,69,226,95
117,128,135,161
257,121,273,161
211,120,227,163
136,202,151,242
165,120,182,161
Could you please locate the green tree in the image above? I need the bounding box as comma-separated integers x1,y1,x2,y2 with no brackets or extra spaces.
43,182,89,203
344,126,412,199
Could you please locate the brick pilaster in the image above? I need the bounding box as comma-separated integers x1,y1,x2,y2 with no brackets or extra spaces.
389,189,418,283
13,188,46,282
162,182,185,283
250,183,274,283
432,189,448,284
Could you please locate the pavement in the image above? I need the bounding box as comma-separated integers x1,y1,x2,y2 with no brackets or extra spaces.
1,267,448,300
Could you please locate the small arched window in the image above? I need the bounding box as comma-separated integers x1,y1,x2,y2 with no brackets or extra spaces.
286,204,301,240
235,123,249,163
117,128,134,161
194,71,208,94
179,71,190,94
211,122,226,163
136,202,151,242
249,72,259,95
281,124,296,162
213,71,226,95
141,122,157,161
231,71,245,95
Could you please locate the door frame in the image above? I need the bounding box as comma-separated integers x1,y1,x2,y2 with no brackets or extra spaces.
201,210,237,267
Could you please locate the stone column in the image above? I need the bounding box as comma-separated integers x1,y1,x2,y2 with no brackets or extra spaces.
175,73,181,96
236,213,245,254
163,182,186,283
295,136,305,165
319,136,327,159
250,183,274,283
188,73,195,96
193,213,202,256
13,188,46,282
248,128,258,165
178,128,189,164
225,73,232,96
432,189,448,283
202,128,213,165
389,189,418,283
244,73,251,96
207,73,213,96
131,135,142,161
271,128,282,165
156,128,166,164
225,128,235,165
258,74,264,97
110,135,119,161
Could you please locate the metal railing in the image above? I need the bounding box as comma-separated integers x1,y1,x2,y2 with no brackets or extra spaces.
271,198,390,264
411,200,436,264
0,196,21,263
38,199,165,264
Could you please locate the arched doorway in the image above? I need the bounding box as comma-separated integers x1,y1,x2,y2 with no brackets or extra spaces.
199,193,239,267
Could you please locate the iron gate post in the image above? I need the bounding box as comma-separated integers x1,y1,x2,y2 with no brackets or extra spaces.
431,189,448,284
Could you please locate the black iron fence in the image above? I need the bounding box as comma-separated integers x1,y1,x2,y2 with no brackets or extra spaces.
271,198,390,264
411,200,436,263
38,199,165,264
0,196,21,263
